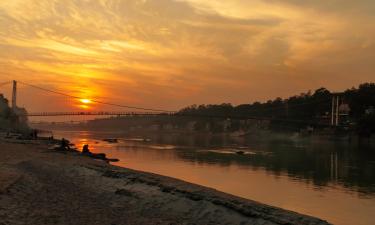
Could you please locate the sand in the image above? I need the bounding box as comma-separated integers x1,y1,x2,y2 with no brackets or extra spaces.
0,138,331,225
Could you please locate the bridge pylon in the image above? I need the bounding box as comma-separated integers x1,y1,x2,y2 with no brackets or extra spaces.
12,80,17,109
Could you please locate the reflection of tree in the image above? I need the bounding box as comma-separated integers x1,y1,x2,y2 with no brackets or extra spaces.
165,135,375,195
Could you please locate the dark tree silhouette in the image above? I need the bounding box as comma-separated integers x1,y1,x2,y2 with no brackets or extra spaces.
178,83,375,133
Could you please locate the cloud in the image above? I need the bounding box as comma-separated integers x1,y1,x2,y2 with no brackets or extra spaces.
0,0,374,112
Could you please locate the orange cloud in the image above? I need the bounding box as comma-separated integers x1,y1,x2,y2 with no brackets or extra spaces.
0,0,374,112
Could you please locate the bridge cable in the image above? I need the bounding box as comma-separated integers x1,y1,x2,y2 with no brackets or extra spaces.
17,81,334,127
0,81,12,87
17,81,176,113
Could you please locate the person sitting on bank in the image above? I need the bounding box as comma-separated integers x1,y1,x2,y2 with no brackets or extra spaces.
82,144,91,155
81,144,108,160
60,138,70,151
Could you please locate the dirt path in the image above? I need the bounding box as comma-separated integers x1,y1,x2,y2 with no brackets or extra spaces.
0,141,331,225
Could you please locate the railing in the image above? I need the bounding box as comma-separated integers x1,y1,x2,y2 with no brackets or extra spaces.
24,111,174,117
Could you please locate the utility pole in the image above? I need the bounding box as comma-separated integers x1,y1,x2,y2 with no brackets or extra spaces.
331,96,335,126
336,95,339,126
331,93,341,127
12,80,17,109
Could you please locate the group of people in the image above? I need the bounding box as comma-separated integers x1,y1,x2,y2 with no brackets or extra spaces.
56,137,118,162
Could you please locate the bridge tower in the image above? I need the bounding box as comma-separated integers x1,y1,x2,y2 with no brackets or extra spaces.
12,80,17,109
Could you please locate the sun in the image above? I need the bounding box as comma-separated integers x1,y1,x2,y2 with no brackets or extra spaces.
79,99,92,104
78,99,93,110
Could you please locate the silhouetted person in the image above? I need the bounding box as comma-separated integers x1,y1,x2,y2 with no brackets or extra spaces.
81,144,108,160
33,130,38,139
82,144,91,155
60,138,70,151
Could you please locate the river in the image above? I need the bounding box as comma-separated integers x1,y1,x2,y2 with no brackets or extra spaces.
52,130,375,225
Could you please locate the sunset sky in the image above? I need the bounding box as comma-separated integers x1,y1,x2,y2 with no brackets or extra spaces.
0,0,374,112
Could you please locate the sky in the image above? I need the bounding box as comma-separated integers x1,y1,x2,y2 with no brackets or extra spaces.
0,0,374,112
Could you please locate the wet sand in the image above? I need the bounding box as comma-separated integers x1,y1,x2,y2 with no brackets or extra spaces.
0,139,331,225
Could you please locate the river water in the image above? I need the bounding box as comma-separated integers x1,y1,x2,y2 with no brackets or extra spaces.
52,130,375,225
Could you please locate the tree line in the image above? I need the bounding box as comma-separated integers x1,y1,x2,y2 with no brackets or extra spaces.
178,83,375,133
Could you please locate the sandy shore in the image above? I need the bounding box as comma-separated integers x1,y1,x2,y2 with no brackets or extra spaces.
0,139,331,225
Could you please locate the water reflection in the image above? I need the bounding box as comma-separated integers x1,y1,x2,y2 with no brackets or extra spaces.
150,134,375,196
53,130,375,225
64,131,375,196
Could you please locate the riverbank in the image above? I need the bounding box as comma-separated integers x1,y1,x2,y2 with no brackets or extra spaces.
32,122,375,147
0,138,331,225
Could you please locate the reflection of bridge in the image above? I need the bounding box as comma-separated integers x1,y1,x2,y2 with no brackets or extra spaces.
26,111,173,117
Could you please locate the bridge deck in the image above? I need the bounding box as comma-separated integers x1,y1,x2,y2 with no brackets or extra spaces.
25,112,173,117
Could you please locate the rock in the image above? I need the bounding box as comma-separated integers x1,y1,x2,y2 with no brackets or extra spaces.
107,158,119,162
102,138,118,143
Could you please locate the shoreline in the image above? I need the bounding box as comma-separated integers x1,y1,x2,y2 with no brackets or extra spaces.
33,126,375,146
0,138,331,225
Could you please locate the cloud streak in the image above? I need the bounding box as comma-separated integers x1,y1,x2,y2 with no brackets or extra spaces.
0,0,374,112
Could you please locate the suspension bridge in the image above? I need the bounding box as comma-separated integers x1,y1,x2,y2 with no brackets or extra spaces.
0,80,345,127
0,80,175,118
26,111,173,117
